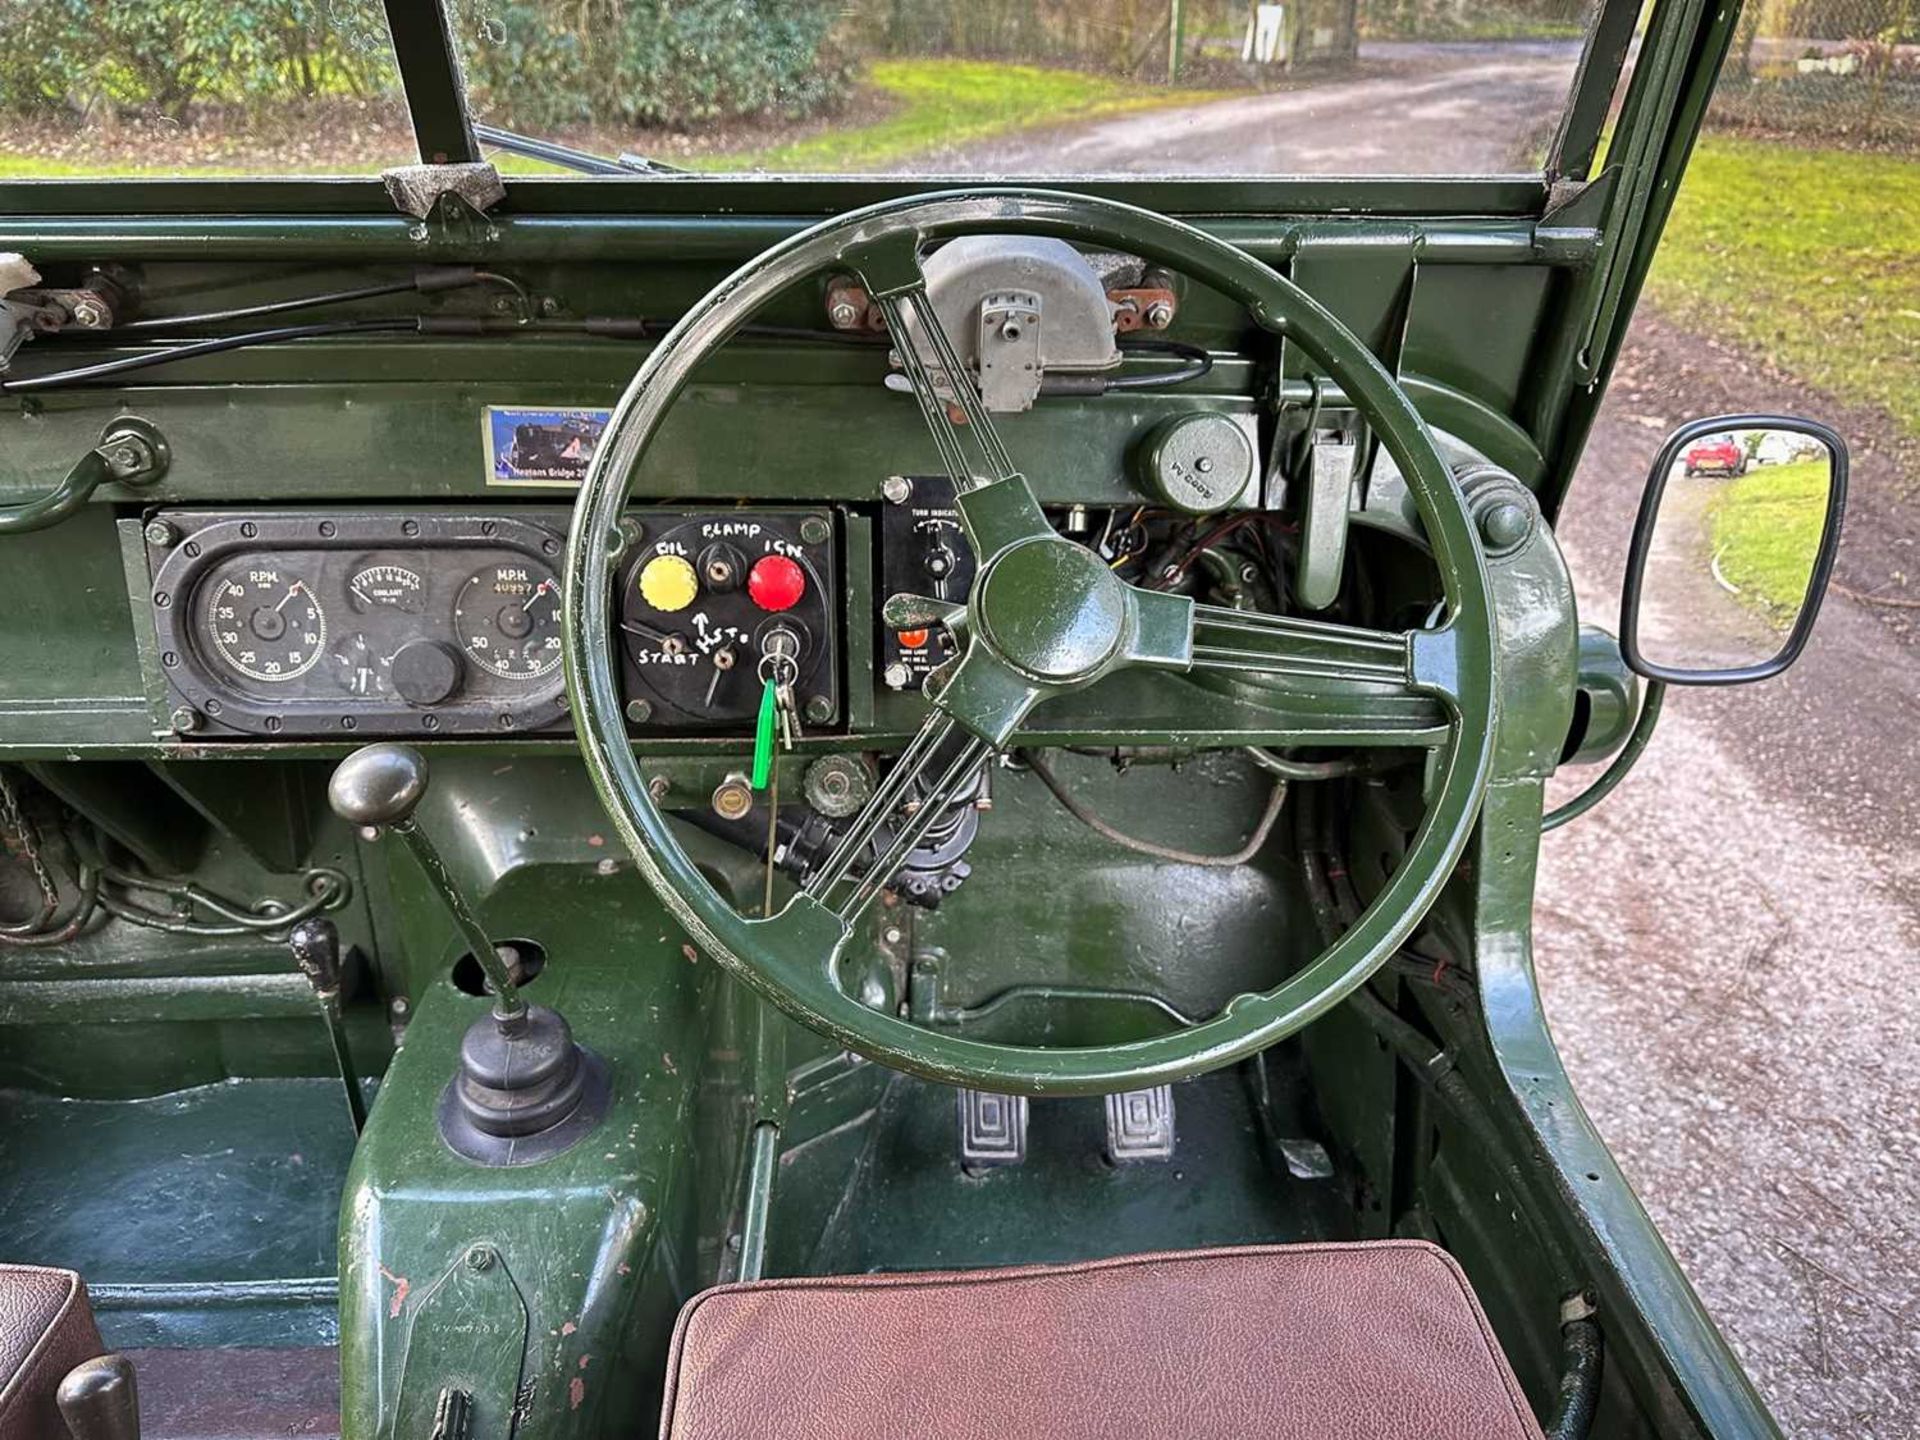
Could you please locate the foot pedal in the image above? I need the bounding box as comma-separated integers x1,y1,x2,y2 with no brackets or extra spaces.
957,1089,1028,1171
1104,1085,1176,1163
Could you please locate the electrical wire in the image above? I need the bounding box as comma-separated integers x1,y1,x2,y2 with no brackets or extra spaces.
0,318,420,393
109,267,529,333
1021,749,1285,867
1105,336,1214,390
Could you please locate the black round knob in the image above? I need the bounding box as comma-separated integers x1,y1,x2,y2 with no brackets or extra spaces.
328,743,428,827
390,639,463,708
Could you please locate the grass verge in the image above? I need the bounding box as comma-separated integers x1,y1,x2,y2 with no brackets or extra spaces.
1706,458,1829,617
1646,135,1920,443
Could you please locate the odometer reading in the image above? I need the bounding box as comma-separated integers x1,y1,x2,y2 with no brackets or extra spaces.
203,565,327,683
454,562,562,680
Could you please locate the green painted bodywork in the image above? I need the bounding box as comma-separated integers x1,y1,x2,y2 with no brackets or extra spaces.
0,0,1787,1433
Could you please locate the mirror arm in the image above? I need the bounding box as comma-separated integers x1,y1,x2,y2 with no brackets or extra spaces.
1541,680,1666,832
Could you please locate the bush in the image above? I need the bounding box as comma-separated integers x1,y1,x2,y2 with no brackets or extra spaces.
0,0,393,119
455,0,854,131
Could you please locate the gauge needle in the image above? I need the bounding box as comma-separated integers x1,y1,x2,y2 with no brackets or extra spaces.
351,584,373,607
276,583,302,612
524,579,556,612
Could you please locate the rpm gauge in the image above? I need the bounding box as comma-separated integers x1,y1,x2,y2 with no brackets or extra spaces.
202,563,328,684
453,560,562,681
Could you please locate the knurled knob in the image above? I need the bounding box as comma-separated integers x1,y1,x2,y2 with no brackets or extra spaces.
638,553,699,612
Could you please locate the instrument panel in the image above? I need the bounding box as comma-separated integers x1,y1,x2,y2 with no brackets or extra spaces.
146,507,845,741
149,511,572,738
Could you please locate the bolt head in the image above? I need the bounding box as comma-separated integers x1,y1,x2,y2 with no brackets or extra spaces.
804,694,833,725
595,856,618,876
1144,300,1175,328
828,300,861,328
881,475,913,505
799,515,831,546
68,296,110,329
883,662,911,690
144,519,177,547
1479,498,1533,550
465,1245,495,1271
625,698,653,725
169,705,201,734
647,775,671,802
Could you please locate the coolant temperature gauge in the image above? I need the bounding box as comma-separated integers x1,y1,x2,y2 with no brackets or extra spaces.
453,561,562,681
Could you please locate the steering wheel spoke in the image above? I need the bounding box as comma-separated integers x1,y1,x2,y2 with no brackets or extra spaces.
801,708,992,921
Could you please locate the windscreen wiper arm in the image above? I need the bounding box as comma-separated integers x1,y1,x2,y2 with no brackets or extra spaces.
473,123,686,177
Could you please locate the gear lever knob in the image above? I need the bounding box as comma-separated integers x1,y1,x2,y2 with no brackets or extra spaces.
57,1353,141,1440
327,742,428,829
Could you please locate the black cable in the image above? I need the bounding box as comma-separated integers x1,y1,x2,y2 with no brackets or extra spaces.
1022,749,1285,867
111,266,525,334
1106,337,1214,389
0,318,417,393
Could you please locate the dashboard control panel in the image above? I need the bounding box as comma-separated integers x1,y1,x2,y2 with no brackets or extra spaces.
148,510,572,738
878,476,977,693
617,510,839,729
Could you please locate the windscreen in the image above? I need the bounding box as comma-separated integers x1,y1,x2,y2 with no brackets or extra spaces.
449,0,1601,177
0,0,417,178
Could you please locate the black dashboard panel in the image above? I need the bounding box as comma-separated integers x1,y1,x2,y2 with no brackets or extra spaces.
148,509,571,739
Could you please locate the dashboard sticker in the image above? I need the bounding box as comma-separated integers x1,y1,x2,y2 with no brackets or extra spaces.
484,405,612,488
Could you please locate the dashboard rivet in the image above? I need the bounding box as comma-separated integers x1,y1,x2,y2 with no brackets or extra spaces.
625,698,653,725
143,519,177,547
799,515,831,546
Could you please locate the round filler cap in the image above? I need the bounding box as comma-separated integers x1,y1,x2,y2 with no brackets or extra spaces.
1134,412,1257,515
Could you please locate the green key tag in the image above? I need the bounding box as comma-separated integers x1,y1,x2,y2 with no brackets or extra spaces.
751,677,778,790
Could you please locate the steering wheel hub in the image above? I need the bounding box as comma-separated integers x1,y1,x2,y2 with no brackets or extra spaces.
976,537,1128,682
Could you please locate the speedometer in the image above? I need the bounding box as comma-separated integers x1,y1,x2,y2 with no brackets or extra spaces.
453,561,562,680
202,562,328,684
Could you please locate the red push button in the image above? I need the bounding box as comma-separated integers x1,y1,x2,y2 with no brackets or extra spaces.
747,554,806,612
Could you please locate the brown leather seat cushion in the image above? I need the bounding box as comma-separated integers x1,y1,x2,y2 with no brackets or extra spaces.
0,1264,104,1440
661,1241,1543,1440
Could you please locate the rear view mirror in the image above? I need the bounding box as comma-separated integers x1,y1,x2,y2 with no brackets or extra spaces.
1621,415,1847,684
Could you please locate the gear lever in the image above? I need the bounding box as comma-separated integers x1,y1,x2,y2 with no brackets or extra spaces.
328,744,608,1165
57,1354,140,1440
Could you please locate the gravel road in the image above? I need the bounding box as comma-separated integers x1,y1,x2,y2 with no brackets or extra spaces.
901,41,1581,174
1540,312,1920,1439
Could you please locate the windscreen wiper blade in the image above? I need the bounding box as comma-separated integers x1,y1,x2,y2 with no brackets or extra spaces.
473,123,686,177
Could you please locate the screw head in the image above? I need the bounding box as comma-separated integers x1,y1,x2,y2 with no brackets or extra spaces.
712,774,755,822
799,515,831,546
647,774,671,802
144,519,177,547
625,698,653,725
595,856,618,876
804,694,833,725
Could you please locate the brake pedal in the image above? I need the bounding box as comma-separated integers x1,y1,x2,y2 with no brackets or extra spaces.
957,1088,1027,1171
1104,1084,1176,1162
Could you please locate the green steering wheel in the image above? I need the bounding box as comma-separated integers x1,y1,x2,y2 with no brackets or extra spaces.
563,189,1497,1097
